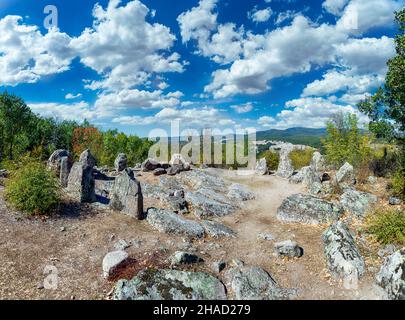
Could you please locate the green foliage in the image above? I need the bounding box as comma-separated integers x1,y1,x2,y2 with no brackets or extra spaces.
4,161,60,215
368,145,400,177
392,169,405,200
321,112,372,168
289,148,314,170
365,207,405,245
260,150,280,171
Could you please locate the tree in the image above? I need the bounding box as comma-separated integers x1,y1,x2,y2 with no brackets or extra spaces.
0,92,33,160
358,9,405,196
72,126,103,161
322,112,372,168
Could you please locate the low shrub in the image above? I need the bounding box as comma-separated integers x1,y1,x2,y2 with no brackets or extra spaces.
4,161,60,215
289,149,314,170
260,150,280,171
368,146,399,177
364,207,405,245
392,169,405,200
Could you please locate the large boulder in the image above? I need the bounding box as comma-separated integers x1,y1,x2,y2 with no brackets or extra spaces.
47,149,73,187
114,269,227,300
146,208,205,239
276,147,295,179
67,162,96,203
310,151,325,172
255,158,267,175
110,169,144,219
340,189,378,218
79,149,96,168
376,248,405,300
322,221,365,288
224,266,294,300
114,153,128,172
185,191,236,218
141,158,161,172
277,194,344,225
176,170,227,193
334,162,356,186
227,183,255,201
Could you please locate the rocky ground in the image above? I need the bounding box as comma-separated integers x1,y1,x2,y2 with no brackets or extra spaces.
1,163,400,300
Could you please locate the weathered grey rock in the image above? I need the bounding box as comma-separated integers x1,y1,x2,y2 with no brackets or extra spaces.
166,165,183,176
310,152,325,172
176,170,227,193
59,156,72,188
0,169,8,178
166,195,189,215
185,191,236,217
79,149,96,168
224,266,294,300
110,169,144,219
170,251,204,265
47,150,73,187
277,194,344,225
255,158,268,175
67,162,96,203
212,261,226,273
322,221,365,284
334,162,356,186
47,149,70,171
114,239,131,251
114,153,128,172
201,220,236,238
170,154,188,166
340,189,378,218
274,240,303,258
378,244,397,258
159,176,184,191
376,248,405,300
257,232,275,241
368,176,378,184
114,269,227,300
389,197,402,205
146,208,205,239
141,158,160,172
227,183,255,201
276,147,295,179
153,168,166,176
102,250,129,279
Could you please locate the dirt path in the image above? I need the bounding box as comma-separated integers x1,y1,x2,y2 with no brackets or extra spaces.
0,170,384,300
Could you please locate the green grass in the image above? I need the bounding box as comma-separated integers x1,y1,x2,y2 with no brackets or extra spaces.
365,208,405,245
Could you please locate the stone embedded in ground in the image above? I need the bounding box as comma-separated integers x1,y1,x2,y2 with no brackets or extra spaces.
334,162,356,186
60,156,72,188
224,266,294,300
368,176,378,184
114,153,128,172
185,191,236,218
276,146,295,179
170,251,204,266
375,248,405,300
79,149,96,168
170,153,188,166
141,158,161,172
255,158,268,175
110,169,144,219
176,170,228,193
153,168,167,176
166,165,183,176
201,220,236,238
212,261,227,273
47,149,73,187
146,208,205,239
322,221,365,285
102,250,130,279
389,197,402,205
274,240,303,258
340,189,378,218
114,268,227,300
257,232,275,241
277,193,344,225
227,183,255,201
67,162,96,203
114,239,131,251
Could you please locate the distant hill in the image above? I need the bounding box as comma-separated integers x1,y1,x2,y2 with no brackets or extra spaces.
256,127,327,148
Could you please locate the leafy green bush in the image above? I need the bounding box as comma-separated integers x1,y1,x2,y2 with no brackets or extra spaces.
4,161,60,215
392,169,405,200
260,150,280,171
365,208,405,245
289,149,314,170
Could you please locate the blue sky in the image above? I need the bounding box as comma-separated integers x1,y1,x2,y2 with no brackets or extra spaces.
0,0,403,137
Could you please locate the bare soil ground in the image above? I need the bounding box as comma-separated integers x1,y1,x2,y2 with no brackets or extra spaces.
0,169,385,300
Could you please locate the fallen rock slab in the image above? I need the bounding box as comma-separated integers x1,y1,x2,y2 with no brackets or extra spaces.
322,221,365,287
227,183,255,201
114,269,227,300
146,208,205,239
340,189,378,218
201,220,236,238
277,194,344,225
376,248,405,300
